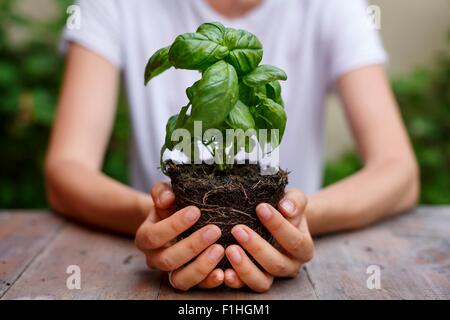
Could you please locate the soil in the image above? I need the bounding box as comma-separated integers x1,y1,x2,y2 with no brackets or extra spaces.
165,161,288,268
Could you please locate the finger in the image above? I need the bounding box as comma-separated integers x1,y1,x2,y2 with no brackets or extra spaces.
224,269,245,289
147,225,221,271
150,181,175,209
170,244,225,291
277,189,307,227
256,204,314,262
135,206,200,250
225,245,273,293
231,225,300,277
198,269,224,289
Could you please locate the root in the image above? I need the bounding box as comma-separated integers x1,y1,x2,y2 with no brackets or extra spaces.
165,161,288,268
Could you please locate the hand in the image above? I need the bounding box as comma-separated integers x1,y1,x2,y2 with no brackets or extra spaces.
223,189,314,292
135,181,225,291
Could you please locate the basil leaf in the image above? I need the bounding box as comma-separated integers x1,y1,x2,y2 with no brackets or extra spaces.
253,96,287,147
196,21,225,43
265,80,284,107
175,104,190,129
225,100,255,130
223,28,263,75
144,46,172,85
238,82,253,106
164,113,179,149
184,61,239,131
168,32,229,71
239,82,266,106
186,80,200,101
242,65,287,87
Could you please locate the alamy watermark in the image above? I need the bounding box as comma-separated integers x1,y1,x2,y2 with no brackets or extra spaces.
367,5,381,30
366,265,381,290
66,265,81,290
64,4,381,31
167,122,281,174
66,5,81,30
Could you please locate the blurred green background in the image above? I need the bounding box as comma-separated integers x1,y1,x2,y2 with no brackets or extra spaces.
0,0,449,208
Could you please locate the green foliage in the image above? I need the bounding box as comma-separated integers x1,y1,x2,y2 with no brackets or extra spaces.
324,45,450,204
252,93,286,148
0,0,129,208
225,100,255,131
242,65,287,87
184,60,239,131
144,46,171,85
222,27,263,75
145,22,287,172
168,32,229,71
393,52,450,204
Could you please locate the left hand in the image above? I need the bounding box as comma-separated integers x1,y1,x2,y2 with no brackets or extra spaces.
223,189,314,292
148,181,225,290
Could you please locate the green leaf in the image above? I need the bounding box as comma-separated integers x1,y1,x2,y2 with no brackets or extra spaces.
238,82,253,106
168,33,229,71
223,28,263,75
196,21,225,43
144,46,172,85
253,96,287,147
184,61,239,131
164,113,179,149
186,80,200,101
243,65,287,87
175,103,190,130
225,100,255,130
239,82,266,106
266,80,284,106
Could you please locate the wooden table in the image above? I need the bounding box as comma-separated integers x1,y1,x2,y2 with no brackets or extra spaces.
0,207,449,300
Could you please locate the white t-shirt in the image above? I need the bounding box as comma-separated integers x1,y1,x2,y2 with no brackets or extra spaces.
62,0,387,195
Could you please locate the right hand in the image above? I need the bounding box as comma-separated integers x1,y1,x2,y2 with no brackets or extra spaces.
135,182,225,291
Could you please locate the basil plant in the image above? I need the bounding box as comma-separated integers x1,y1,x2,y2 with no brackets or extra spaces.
144,22,287,172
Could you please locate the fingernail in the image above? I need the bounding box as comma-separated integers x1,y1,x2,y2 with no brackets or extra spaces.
257,204,272,220
183,207,200,223
208,245,223,261
159,191,173,204
232,226,249,243
213,272,221,282
228,246,242,264
226,272,235,283
280,199,295,217
202,226,220,242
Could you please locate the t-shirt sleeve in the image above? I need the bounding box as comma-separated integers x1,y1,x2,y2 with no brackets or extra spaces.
60,0,122,68
321,0,388,83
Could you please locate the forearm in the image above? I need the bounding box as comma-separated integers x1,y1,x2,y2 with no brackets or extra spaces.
306,157,419,236
45,159,152,235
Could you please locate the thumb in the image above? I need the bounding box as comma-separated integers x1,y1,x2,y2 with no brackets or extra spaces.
277,189,307,228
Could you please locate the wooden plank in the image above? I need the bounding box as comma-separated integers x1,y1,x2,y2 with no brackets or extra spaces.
158,267,317,300
2,207,448,300
306,207,450,299
2,223,163,300
0,211,64,298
